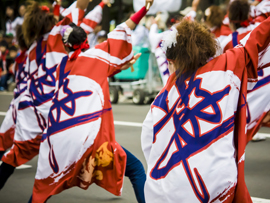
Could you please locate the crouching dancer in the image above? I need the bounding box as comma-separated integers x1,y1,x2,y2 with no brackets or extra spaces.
31,1,154,202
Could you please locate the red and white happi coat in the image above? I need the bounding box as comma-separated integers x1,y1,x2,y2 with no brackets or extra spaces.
245,40,270,141
141,17,270,203
0,51,28,152
58,0,104,34
32,22,132,203
219,1,270,140
217,0,270,45
1,5,85,167
219,0,270,52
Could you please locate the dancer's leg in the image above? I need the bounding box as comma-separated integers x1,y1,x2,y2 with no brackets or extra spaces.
122,146,146,203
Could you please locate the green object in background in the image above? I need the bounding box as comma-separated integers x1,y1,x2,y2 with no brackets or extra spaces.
115,46,150,80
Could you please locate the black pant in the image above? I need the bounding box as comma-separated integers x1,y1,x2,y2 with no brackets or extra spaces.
0,161,15,190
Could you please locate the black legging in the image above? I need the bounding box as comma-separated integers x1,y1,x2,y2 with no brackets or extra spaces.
0,161,15,190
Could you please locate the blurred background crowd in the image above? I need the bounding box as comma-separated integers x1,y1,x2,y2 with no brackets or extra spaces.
0,0,230,92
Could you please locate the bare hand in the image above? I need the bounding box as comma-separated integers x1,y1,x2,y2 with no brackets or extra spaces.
1,70,7,75
56,0,62,5
102,0,110,5
121,53,141,70
192,0,200,11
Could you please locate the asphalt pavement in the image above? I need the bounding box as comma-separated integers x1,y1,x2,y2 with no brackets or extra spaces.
0,92,269,203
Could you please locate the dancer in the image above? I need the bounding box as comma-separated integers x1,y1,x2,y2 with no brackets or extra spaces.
31,1,153,202
203,5,231,38
220,0,270,52
141,17,270,202
0,25,28,159
0,0,91,190
246,66,270,142
220,0,270,141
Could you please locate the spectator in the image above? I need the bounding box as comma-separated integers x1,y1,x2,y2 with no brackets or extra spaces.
12,4,26,34
4,33,14,48
0,31,4,42
6,46,18,76
0,40,9,91
5,6,16,37
97,30,107,44
88,23,102,47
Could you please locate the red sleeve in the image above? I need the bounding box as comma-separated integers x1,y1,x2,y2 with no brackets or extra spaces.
70,23,134,80
80,3,104,34
53,4,60,17
241,17,270,79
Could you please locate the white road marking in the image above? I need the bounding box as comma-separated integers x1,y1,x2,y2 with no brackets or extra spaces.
0,161,32,170
0,112,7,116
0,92,13,96
114,120,142,127
252,197,270,203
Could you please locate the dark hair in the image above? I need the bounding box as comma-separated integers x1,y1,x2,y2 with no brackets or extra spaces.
9,46,18,52
6,5,15,10
0,40,8,49
205,6,225,28
166,14,182,28
22,0,56,46
166,19,217,79
19,4,26,8
16,25,28,50
228,0,250,29
65,23,87,51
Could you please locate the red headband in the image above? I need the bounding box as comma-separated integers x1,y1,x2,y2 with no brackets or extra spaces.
167,58,175,62
230,17,253,28
41,6,50,13
170,18,176,23
69,39,90,60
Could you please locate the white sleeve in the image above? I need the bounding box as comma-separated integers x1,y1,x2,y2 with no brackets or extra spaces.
141,109,154,163
149,24,163,53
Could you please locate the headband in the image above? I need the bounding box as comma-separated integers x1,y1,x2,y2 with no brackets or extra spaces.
230,17,253,28
69,39,90,60
41,6,50,13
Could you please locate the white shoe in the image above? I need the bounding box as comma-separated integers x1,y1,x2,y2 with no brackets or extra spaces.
252,133,266,142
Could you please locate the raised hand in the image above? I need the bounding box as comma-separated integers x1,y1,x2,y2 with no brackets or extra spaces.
102,0,111,5
56,0,62,5
121,53,142,70
77,0,90,10
192,0,201,11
